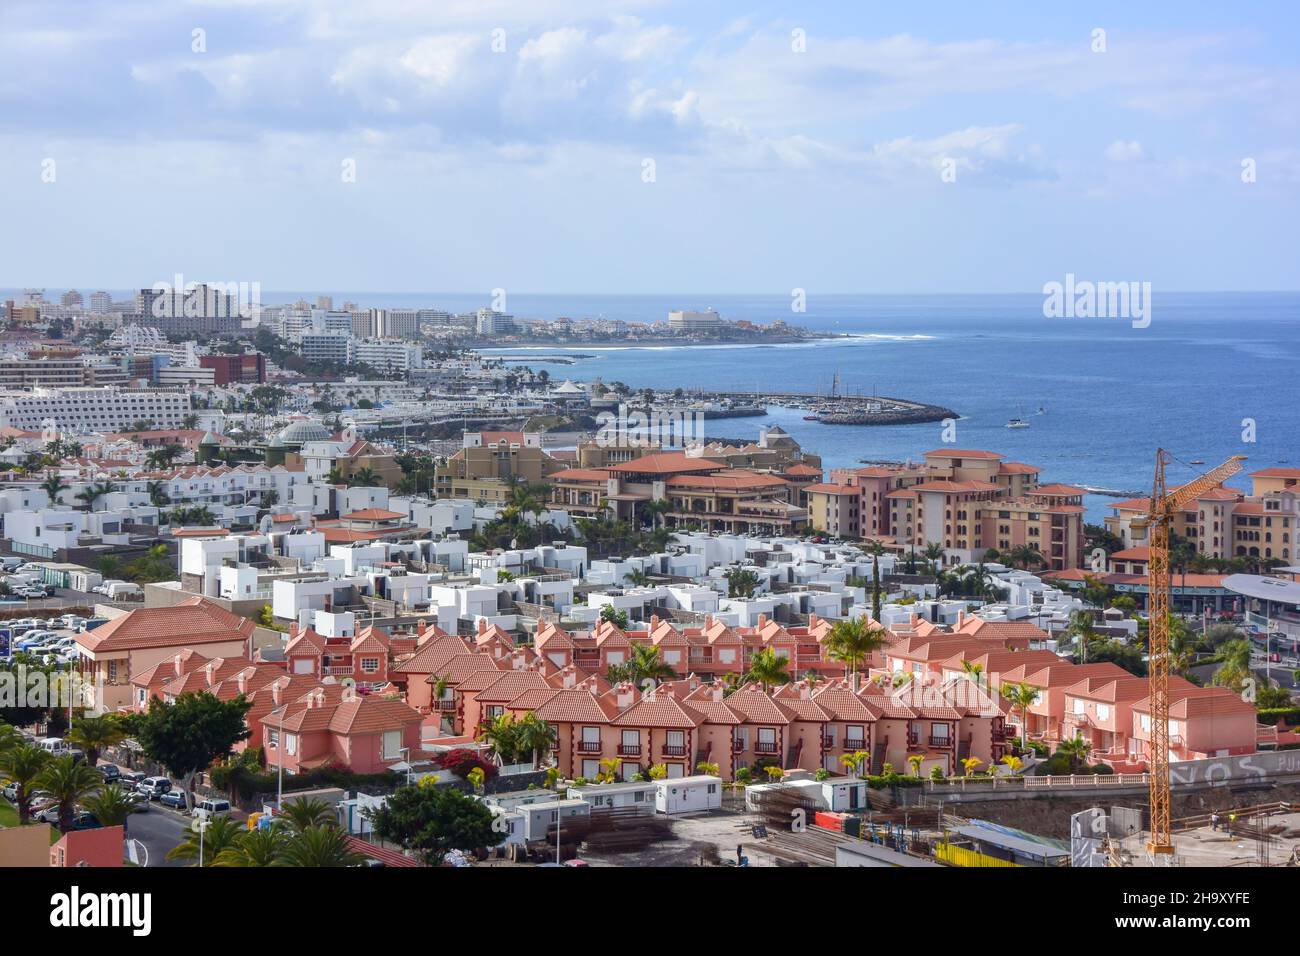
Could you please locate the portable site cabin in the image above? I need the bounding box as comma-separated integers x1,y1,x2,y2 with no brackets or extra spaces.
481,789,561,813
819,776,868,812
566,780,656,812
654,775,722,814
520,798,591,841
488,807,527,847
835,841,940,868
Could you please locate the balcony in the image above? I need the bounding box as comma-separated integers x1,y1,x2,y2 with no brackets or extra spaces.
437,699,457,711
732,739,747,753
617,743,642,757
662,744,688,757
324,665,353,676
754,741,779,755
906,732,919,746
843,737,866,752
577,740,602,754
929,735,953,748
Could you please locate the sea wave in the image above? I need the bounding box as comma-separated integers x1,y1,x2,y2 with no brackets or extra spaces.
478,333,937,355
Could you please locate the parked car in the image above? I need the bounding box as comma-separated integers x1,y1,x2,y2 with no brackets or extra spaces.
16,587,50,600
192,798,231,822
158,791,186,810
119,770,147,787
2,782,19,802
137,776,173,800
99,765,121,783
37,737,84,760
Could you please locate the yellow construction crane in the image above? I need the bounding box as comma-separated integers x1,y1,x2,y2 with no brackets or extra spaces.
1133,450,1245,857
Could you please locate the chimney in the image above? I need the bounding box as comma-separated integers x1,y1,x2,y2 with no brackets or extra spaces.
757,613,767,629
173,653,185,677
477,618,487,636
237,672,248,695
289,621,299,639
704,614,713,628
809,613,819,628
417,618,426,638
616,683,634,708
957,610,966,627
650,614,659,630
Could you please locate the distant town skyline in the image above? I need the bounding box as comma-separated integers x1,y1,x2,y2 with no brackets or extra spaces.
2,1,1298,293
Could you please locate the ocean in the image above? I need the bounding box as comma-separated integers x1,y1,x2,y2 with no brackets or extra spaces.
13,289,1297,522
462,292,1299,524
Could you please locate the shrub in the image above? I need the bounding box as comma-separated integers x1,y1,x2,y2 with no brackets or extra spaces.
433,748,498,781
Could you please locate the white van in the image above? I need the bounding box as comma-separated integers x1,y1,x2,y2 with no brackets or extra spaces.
192,798,232,822
105,582,144,600
37,737,83,760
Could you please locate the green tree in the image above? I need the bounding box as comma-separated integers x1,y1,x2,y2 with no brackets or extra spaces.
0,742,52,823
365,784,498,865
278,825,364,867
168,815,243,866
514,712,557,769
40,474,69,504
724,566,762,598
1000,681,1039,750
864,540,887,620
34,755,103,832
598,604,629,629
349,467,380,487
75,480,118,512
746,647,791,691
607,643,678,687
213,825,288,867
279,796,336,833
127,692,252,810
67,714,128,767
825,615,888,680
83,783,138,829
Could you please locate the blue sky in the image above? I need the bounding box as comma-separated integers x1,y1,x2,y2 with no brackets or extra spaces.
1,0,1297,294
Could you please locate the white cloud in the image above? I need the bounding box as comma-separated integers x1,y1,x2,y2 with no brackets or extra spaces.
1105,140,1146,162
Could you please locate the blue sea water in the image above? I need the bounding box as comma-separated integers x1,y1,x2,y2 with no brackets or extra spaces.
14,289,1297,522
458,292,1299,523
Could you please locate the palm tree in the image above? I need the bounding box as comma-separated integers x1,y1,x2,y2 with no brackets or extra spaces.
0,743,52,823
745,647,791,692
906,753,926,778
214,825,287,867
83,784,138,829
146,480,171,507
39,474,68,504
168,815,243,865
922,542,945,574
1007,544,1045,571
839,750,868,778
1067,609,1096,664
1056,736,1092,772
961,660,985,688
1000,682,1039,750
960,757,983,777
596,757,622,783
623,568,650,587
607,643,677,687
67,715,128,768
279,796,335,833
1000,755,1025,775
75,480,117,512
34,755,103,832
349,467,380,487
514,712,557,769
480,712,521,764
825,615,889,681
279,825,365,866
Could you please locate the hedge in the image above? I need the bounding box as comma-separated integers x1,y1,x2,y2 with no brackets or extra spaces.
1258,707,1300,726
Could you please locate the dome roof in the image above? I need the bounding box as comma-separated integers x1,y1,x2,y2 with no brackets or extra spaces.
277,420,331,445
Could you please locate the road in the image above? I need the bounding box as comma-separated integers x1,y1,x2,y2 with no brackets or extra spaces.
122,802,190,868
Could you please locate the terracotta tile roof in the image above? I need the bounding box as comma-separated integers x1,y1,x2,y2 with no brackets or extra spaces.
608,452,723,474
129,648,210,686
327,696,423,735
534,689,617,723
392,633,474,675
342,508,406,521
719,684,793,724
77,597,254,654
1063,674,1150,703
438,653,506,685
534,622,576,649
923,449,1003,460
667,470,788,490
549,467,615,482
802,483,858,495
1250,467,1300,478
811,682,885,721
1029,483,1086,496
610,692,702,728
504,687,564,711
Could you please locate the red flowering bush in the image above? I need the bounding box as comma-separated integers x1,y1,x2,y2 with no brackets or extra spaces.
434,748,498,780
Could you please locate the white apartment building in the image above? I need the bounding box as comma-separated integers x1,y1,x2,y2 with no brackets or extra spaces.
300,332,352,365
350,339,423,372
475,309,515,336
0,386,192,431
667,309,723,331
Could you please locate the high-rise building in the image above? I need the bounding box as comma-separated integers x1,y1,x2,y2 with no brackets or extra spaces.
315,295,334,310
668,309,723,332
60,290,84,308
199,352,267,385
475,308,514,336
89,291,113,314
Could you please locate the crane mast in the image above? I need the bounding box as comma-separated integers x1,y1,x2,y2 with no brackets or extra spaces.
1141,450,1245,858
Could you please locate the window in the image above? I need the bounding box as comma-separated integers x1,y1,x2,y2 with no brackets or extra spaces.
268,729,279,748
359,657,380,673
382,730,402,760
1072,698,1084,715
285,734,298,756
1096,704,1110,721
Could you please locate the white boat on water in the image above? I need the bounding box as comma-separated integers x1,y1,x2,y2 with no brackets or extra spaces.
1005,417,1029,429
